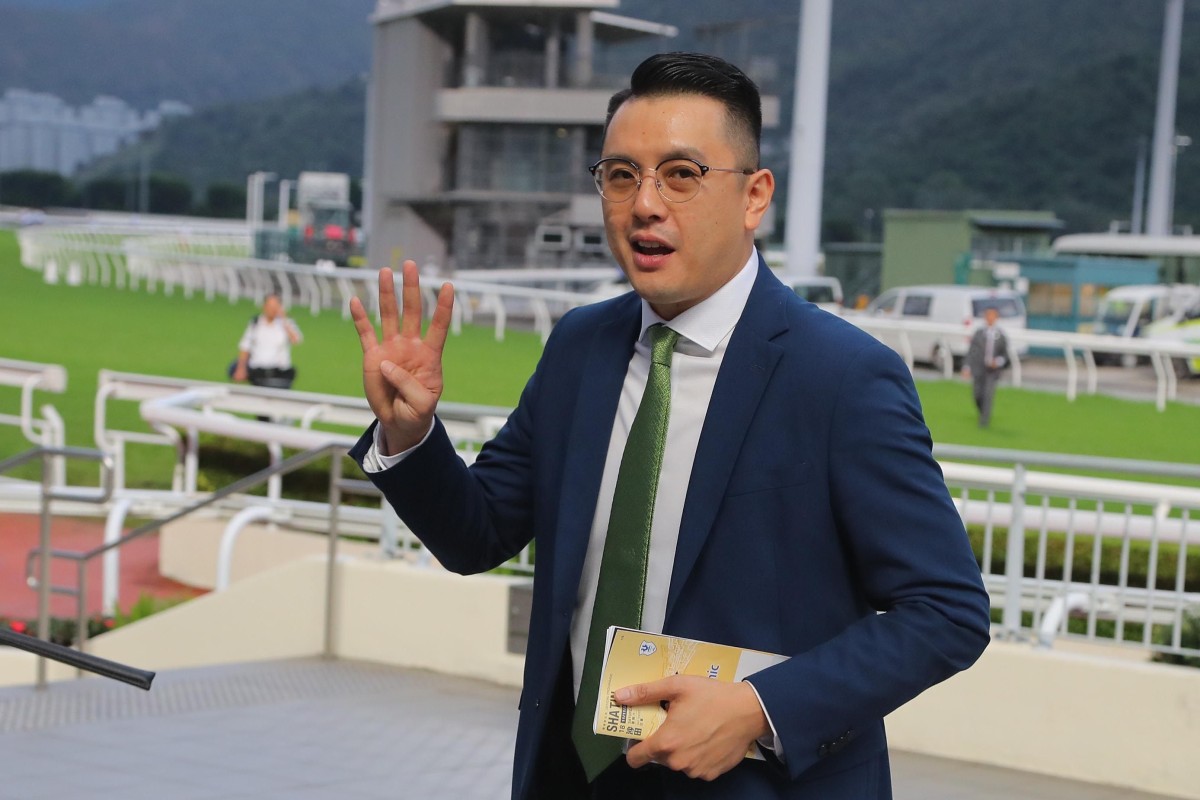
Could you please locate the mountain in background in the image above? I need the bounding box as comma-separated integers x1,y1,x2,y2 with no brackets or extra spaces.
0,0,374,108
618,0,1200,234
5,0,1200,235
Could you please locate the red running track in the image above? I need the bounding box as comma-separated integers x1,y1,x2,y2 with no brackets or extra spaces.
0,513,206,622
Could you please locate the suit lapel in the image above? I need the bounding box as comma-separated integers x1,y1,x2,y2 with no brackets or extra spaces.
551,300,640,618
666,264,790,621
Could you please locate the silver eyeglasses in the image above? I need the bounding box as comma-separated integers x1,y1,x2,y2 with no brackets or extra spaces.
588,157,755,203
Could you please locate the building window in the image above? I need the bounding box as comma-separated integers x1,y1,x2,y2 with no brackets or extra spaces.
1027,282,1074,317
457,124,589,193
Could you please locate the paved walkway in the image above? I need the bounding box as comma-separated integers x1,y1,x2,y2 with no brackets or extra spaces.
0,658,1177,800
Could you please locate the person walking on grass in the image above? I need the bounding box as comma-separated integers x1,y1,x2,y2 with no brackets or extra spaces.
962,306,1009,428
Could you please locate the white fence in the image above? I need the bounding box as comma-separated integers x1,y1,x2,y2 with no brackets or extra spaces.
16,223,619,343
845,314,1200,411
0,357,67,486
18,223,1200,406
1,361,1197,659
938,444,1200,657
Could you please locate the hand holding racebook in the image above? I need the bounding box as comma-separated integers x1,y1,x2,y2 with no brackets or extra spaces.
592,626,787,760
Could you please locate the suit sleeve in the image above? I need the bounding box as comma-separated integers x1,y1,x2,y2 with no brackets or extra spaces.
746,340,991,780
348,351,547,576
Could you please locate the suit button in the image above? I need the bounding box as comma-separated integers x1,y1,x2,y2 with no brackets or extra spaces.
534,699,540,709
818,743,830,758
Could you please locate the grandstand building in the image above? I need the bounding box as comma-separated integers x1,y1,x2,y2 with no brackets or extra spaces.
364,0,683,272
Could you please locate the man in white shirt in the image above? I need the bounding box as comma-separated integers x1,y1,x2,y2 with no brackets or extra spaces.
348,53,989,799
231,293,302,389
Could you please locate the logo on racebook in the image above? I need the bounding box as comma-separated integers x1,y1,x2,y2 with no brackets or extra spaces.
638,641,657,656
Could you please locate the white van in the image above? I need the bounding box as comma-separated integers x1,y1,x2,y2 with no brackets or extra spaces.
785,275,844,313
865,285,1027,368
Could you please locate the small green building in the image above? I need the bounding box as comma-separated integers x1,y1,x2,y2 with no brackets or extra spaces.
881,209,1063,291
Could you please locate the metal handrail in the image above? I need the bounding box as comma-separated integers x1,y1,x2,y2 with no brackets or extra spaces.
933,443,1200,650
935,443,1200,481
20,441,380,685
0,446,114,687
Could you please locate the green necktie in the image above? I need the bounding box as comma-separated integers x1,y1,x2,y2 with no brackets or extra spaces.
571,323,680,781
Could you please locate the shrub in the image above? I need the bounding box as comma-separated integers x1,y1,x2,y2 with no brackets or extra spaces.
1152,607,1200,668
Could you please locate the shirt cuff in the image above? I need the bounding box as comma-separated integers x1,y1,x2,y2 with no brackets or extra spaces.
361,419,436,473
743,679,785,761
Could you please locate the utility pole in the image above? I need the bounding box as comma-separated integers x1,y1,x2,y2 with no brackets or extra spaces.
1132,136,1148,235
138,145,150,214
1145,0,1184,236
784,0,832,279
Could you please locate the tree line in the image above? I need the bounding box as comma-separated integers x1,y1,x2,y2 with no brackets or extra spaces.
0,169,247,218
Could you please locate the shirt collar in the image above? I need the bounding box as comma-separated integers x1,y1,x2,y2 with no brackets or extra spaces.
637,248,759,354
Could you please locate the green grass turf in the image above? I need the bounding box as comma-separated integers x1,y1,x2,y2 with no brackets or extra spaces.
2,227,1199,491
0,228,542,485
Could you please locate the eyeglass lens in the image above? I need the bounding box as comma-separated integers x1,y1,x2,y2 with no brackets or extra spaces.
594,159,705,202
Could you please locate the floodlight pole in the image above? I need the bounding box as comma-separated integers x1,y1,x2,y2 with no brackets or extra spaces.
1146,0,1185,236
784,0,832,279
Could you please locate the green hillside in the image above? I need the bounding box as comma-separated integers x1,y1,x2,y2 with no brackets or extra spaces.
6,0,1200,234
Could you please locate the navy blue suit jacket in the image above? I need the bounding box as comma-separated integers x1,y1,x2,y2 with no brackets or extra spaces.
351,261,991,799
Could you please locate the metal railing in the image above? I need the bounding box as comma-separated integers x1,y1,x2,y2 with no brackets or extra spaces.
937,443,1200,657
0,358,68,486
16,442,374,688
5,435,1198,680
0,445,113,687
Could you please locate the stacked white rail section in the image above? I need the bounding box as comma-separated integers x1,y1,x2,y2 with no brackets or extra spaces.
0,358,68,488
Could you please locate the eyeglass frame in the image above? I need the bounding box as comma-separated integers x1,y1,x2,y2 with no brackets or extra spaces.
588,156,757,203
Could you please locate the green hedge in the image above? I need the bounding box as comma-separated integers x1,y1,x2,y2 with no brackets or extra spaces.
969,527,1200,592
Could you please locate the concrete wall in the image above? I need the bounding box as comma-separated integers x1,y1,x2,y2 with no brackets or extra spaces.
365,17,451,269
887,640,1200,799
159,518,378,590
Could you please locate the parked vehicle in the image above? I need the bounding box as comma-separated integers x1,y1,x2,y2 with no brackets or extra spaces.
784,275,844,313
1143,295,1200,377
865,284,1027,369
1092,284,1200,366
253,171,360,266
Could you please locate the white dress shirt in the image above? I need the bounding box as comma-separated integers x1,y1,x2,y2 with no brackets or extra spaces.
362,248,782,753
238,315,301,369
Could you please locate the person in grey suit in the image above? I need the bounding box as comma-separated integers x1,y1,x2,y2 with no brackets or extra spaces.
962,307,1009,427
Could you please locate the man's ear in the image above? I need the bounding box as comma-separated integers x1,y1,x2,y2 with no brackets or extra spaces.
744,169,775,232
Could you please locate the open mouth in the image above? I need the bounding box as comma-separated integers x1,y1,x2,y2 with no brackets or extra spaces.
632,240,674,257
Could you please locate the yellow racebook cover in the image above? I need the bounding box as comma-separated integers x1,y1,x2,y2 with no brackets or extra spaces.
592,626,788,759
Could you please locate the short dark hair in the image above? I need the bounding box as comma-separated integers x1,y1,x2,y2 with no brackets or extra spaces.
605,52,762,168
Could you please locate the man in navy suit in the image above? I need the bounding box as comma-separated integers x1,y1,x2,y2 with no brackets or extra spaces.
349,53,990,799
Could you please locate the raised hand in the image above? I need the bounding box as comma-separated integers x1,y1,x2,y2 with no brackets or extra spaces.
350,261,455,455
